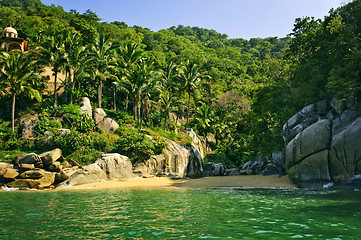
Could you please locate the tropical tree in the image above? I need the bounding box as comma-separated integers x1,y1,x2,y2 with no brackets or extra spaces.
0,51,42,132
157,90,178,130
89,32,114,108
179,60,203,130
37,33,66,106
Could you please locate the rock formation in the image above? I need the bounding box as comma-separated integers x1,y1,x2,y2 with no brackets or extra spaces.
284,98,361,187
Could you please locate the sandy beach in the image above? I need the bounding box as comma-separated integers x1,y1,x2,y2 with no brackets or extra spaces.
61,175,296,190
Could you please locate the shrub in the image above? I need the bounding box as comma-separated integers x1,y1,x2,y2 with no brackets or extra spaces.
58,104,94,133
113,133,167,163
34,116,62,136
89,132,113,152
67,147,103,166
36,129,85,156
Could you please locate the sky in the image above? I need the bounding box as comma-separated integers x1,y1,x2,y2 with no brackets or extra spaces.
40,0,346,39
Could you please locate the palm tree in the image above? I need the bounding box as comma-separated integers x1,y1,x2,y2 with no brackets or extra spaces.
125,59,156,132
157,90,178,130
114,42,143,110
192,102,214,144
37,33,66,106
89,32,114,108
0,51,42,132
179,60,203,130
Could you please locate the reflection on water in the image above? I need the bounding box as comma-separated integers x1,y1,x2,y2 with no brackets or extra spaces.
0,188,360,239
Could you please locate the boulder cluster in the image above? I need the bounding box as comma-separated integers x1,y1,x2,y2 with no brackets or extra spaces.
0,149,80,189
284,98,361,187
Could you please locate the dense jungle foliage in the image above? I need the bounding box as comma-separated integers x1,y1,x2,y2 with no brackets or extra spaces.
0,0,360,166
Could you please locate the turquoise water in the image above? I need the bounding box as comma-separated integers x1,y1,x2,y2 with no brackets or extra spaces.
0,187,361,239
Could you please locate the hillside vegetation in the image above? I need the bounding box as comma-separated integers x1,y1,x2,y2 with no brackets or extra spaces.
0,0,360,166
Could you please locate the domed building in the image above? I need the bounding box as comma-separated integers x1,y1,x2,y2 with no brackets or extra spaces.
1,26,28,52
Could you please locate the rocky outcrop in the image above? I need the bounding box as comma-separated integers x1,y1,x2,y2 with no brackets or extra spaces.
284,98,361,187
20,114,38,139
0,149,79,189
93,108,119,133
79,97,93,118
59,153,134,187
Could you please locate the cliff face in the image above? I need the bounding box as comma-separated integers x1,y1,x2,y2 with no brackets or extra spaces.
284,98,361,187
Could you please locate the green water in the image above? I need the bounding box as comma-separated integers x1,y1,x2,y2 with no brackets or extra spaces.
0,187,360,239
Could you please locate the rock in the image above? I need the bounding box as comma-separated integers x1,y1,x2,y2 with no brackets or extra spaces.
20,114,38,139
0,162,12,175
251,157,267,175
18,169,46,179
225,168,240,176
48,162,62,172
241,161,253,171
283,104,319,143
272,152,285,169
19,164,35,170
331,96,345,115
60,160,72,169
12,154,26,167
59,163,106,187
93,108,119,133
285,119,331,169
239,170,252,175
93,108,107,125
59,154,134,187
39,148,62,166
316,100,329,116
18,153,43,168
262,163,278,176
96,153,134,180
3,168,20,179
204,163,224,176
55,171,70,183
7,173,55,189
7,179,40,189
287,150,331,187
79,97,92,118
329,117,361,183
67,159,81,167
187,129,205,159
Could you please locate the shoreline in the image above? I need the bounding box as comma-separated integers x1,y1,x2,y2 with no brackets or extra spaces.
58,175,296,191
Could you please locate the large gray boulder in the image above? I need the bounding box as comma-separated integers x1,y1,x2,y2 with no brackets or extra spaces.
79,97,92,118
288,150,331,187
59,154,134,187
39,148,62,166
20,114,38,139
93,108,119,133
329,117,361,183
96,154,133,180
18,153,43,168
285,119,330,169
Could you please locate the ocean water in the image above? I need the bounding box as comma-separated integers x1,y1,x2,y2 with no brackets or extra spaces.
0,187,360,239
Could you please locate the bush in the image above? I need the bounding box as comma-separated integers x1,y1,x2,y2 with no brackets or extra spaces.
89,132,113,152
67,147,103,166
36,129,85,156
113,133,168,163
34,116,62,136
58,104,95,133
104,109,134,125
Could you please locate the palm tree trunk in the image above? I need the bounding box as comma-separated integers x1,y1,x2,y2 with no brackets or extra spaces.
98,79,102,108
70,79,76,105
164,111,168,130
113,88,117,111
133,98,137,121
185,92,191,131
125,94,129,110
138,95,141,129
54,71,58,106
64,70,68,103
11,92,16,132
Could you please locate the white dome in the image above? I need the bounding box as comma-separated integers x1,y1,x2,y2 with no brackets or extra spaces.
3,27,18,38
